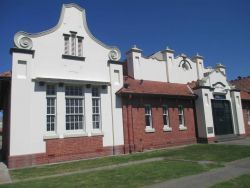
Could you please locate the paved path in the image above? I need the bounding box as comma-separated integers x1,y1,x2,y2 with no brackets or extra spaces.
147,157,250,188
218,138,250,146
0,162,12,184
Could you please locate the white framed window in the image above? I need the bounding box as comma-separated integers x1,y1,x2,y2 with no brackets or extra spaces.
144,105,155,132
78,37,83,57
65,86,84,131
163,105,172,131
178,105,187,130
71,33,76,56
248,109,250,125
46,85,56,132
92,87,101,130
64,35,70,55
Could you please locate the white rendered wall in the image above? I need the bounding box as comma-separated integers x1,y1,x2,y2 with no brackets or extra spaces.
194,89,215,138
10,4,123,156
127,51,201,83
231,91,245,135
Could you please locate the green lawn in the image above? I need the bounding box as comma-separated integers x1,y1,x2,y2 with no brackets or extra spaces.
10,144,250,181
211,173,250,188
2,144,250,188
2,160,217,188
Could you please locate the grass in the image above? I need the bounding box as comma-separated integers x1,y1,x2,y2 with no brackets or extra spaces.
9,144,250,181
211,173,250,188
1,160,218,188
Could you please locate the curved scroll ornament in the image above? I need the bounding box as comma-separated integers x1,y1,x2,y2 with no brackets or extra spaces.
108,49,121,61
14,34,33,49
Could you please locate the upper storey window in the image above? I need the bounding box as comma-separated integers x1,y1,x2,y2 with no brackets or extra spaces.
62,32,85,61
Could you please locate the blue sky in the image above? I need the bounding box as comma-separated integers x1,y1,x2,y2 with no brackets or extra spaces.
1,0,249,80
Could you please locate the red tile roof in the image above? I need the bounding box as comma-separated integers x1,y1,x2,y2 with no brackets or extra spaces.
231,77,250,100
0,71,11,78
117,76,196,98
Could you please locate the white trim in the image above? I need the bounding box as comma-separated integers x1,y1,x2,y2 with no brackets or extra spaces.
163,126,172,132
32,77,110,85
43,134,60,140
145,127,155,133
179,125,187,131
63,132,88,138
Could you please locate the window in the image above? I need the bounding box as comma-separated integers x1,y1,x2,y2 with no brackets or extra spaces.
162,105,172,131
145,105,152,128
71,33,76,56
46,85,56,132
63,33,85,60
65,86,84,131
92,87,101,130
64,35,69,55
178,105,186,130
78,37,83,57
248,109,250,125
163,105,169,126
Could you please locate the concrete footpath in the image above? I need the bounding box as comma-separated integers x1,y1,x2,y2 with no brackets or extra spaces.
147,157,250,188
0,162,12,184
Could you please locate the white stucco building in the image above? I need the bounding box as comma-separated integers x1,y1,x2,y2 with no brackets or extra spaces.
7,3,124,168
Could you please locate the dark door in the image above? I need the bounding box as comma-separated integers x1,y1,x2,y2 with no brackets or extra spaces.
211,100,234,135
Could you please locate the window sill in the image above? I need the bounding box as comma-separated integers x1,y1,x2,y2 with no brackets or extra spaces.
43,134,60,140
63,132,88,138
163,126,172,132
145,127,155,133
62,54,85,61
179,126,187,131
91,130,104,136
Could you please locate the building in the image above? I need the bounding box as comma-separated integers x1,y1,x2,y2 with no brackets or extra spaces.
3,3,124,168
118,46,245,152
0,3,248,168
231,77,250,136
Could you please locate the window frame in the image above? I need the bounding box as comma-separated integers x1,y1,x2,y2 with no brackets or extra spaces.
248,109,250,125
65,85,85,133
64,35,70,55
46,85,57,133
144,105,155,132
178,105,187,130
163,105,172,132
77,37,83,57
92,87,102,131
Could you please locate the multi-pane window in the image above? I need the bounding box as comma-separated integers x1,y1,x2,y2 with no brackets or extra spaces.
178,105,185,126
63,32,83,57
145,105,152,128
65,86,84,131
92,87,101,130
248,109,250,125
46,85,56,132
78,37,83,57
71,33,76,56
163,105,169,126
64,35,69,55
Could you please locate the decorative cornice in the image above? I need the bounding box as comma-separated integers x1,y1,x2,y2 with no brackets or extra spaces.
10,48,35,55
107,60,123,65
62,54,85,61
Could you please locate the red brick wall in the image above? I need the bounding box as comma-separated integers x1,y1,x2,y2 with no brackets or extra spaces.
8,136,124,169
123,96,197,153
242,101,250,136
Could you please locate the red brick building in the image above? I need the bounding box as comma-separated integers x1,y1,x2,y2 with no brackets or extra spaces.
117,76,198,153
